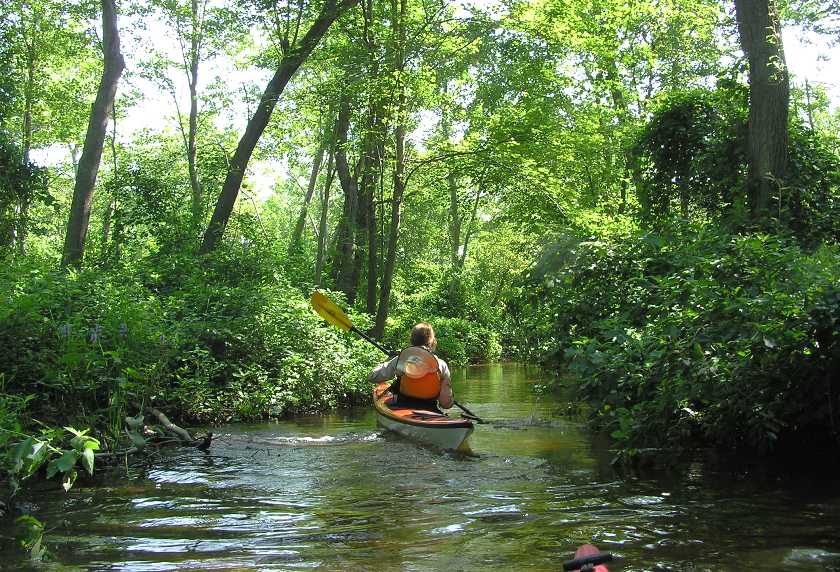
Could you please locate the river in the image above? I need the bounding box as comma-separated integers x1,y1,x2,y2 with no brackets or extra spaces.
5,363,840,570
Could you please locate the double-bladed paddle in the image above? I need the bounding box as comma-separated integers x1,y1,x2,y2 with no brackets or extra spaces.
310,291,486,424
311,291,393,355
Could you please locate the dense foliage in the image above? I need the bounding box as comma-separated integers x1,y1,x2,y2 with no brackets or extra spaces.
522,224,840,453
0,253,380,425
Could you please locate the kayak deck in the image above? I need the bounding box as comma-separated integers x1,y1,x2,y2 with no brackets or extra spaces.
373,383,474,451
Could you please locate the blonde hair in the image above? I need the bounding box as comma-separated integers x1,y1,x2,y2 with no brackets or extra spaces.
410,322,437,351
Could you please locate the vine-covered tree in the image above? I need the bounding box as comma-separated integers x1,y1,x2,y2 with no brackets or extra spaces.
734,0,790,219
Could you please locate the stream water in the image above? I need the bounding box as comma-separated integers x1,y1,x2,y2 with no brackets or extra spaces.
4,363,840,571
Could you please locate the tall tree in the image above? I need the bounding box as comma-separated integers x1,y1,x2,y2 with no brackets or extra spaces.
315,140,336,286
17,4,38,254
360,0,384,315
142,0,243,229
326,0,385,309
1,0,97,254
62,0,125,268
199,0,359,254
289,118,329,255
734,0,790,219
373,0,406,338
184,0,205,226
331,89,361,298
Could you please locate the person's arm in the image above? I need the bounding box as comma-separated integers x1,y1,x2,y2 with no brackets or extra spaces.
368,356,398,383
437,360,453,409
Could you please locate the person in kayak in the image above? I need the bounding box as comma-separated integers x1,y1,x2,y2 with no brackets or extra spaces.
368,322,453,411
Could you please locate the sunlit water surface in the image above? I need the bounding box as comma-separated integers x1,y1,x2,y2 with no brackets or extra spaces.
4,364,840,571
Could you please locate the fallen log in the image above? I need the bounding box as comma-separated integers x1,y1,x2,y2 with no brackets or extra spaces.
93,406,213,462
146,406,194,442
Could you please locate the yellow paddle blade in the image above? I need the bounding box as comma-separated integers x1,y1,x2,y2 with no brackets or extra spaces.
310,291,353,332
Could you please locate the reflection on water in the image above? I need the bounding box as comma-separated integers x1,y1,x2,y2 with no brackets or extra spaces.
4,364,840,571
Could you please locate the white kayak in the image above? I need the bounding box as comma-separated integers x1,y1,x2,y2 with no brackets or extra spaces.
373,382,474,451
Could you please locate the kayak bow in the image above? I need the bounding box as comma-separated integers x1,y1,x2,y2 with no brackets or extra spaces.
563,544,612,572
374,383,474,451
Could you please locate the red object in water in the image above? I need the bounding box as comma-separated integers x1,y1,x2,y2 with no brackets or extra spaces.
573,544,610,572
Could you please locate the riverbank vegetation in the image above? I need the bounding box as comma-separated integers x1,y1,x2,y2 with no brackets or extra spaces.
2,0,840,506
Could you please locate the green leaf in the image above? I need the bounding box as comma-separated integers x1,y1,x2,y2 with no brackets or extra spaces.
127,430,147,448
55,450,78,473
81,448,95,476
45,459,59,479
28,440,48,464
30,535,45,561
71,434,100,452
15,515,43,534
12,437,34,472
125,413,144,429
64,427,86,438
21,441,50,479
124,367,144,380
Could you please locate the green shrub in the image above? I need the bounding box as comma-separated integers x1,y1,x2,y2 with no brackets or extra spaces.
530,225,840,453
161,275,380,422
382,265,507,365
0,255,381,435
0,260,170,434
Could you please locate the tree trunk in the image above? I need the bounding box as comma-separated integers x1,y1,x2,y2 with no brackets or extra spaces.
102,199,114,253
62,0,125,268
199,0,358,254
600,59,648,219
805,79,814,131
373,116,403,338
18,30,36,256
440,81,467,298
734,0,790,219
447,170,460,262
439,82,461,268
332,91,360,298
289,129,328,255
69,144,80,174
315,147,336,286
679,176,689,218
354,105,384,312
447,175,482,298
374,0,406,339
102,104,119,256
365,177,378,314
458,181,482,270
187,0,202,227
364,116,382,315
350,165,369,303
362,2,382,316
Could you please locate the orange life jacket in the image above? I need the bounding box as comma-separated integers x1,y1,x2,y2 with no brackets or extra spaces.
396,347,442,400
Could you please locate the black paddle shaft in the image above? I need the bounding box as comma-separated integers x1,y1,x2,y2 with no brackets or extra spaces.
453,400,485,423
351,326,394,356
562,553,613,571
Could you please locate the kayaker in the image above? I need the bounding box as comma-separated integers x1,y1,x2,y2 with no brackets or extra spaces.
368,322,453,411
